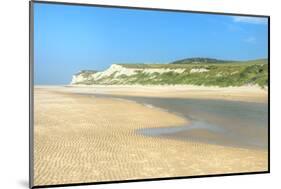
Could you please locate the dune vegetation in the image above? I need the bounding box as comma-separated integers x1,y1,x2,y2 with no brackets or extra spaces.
71,58,268,87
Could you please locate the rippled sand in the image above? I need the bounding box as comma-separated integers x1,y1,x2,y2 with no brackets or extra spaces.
34,87,268,186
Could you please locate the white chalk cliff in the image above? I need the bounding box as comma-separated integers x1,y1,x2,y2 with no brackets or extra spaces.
71,64,187,85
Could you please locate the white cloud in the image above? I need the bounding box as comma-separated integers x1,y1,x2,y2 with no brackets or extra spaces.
233,16,268,24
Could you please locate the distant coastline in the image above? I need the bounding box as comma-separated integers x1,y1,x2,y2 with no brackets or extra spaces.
70,58,268,88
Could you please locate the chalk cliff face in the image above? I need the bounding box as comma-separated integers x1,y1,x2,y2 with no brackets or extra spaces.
70,58,268,87
71,64,187,85
71,70,97,85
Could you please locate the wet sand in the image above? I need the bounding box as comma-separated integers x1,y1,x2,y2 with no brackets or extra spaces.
34,86,268,186
107,95,268,150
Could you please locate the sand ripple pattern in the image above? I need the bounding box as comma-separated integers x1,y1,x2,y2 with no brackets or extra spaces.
34,88,268,186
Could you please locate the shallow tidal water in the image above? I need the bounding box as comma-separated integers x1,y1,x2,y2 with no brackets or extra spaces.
95,94,268,150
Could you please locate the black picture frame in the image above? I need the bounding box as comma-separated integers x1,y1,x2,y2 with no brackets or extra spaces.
29,1,270,188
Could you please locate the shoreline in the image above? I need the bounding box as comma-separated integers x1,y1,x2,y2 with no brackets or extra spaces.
35,84,268,103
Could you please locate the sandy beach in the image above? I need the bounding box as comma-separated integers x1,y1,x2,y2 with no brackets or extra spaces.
34,86,268,186
59,84,267,103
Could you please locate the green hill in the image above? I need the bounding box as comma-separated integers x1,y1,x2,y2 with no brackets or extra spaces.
170,57,233,64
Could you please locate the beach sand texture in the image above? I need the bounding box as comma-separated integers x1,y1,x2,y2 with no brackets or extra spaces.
58,84,268,103
34,87,268,186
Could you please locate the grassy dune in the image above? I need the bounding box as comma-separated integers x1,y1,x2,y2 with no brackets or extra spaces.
102,59,268,87
131,64,266,87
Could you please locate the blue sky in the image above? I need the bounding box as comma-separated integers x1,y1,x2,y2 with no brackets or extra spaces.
34,3,268,85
